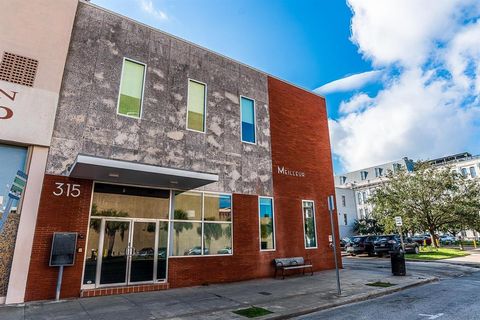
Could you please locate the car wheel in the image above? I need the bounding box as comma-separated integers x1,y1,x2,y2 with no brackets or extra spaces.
368,252,374,257
414,246,419,254
377,253,383,257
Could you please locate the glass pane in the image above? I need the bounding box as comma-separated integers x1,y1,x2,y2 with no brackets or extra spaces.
83,218,100,285
130,222,155,283
203,223,232,255
118,60,145,117
173,191,202,220
92,184,170,219
259,197,274,250
0,144,28,212
171,222,202,256
204,194,232,221
303,201,317,248
157,221,168,280
187,80,205,131
100,220,130,284
241,97,255,143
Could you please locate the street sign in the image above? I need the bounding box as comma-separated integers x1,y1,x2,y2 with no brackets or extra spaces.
395,216,403,227
328,234,333,242
327,195,335,211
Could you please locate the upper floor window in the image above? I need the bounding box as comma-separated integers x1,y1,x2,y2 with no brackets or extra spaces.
259,197,275,250
375,167,383,177
240,96,256,143
393,163,402,173
360,171,368,180
461,167,468,177
343,213,348,226
469,167,477,178
339,176,347,185
341,195,346,207
187,79,206,132
117,58,146,118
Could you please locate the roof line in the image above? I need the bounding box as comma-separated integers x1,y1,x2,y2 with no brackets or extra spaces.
81,0,326,100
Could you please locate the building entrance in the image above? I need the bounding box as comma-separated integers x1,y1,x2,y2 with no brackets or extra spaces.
82,184,170,289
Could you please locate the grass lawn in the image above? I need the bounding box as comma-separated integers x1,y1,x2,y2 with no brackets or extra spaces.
366,281,396,288
233,307,273,318
405,248,470,260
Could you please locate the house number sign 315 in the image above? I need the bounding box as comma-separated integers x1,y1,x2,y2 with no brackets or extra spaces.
53,183,81,197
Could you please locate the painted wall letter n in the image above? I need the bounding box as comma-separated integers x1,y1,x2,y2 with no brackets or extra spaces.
0,89,18,101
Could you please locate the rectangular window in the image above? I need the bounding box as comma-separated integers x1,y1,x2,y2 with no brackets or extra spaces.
171,191,232,256
341,195,346,207
302,200,317,248
375,167,383,177
357,192,362,205
469,166,476,178
461,168,468,177
117,59,145,118
343,213,348,226
240,96,256,143
259,197,275,250
187,79,206,132
360,171,368,180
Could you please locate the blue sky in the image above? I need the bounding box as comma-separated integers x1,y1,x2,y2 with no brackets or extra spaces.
92,0,480,174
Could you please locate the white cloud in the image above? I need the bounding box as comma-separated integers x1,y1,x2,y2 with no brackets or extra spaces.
315,70,382,95
139,0,168,21
331,1,480,172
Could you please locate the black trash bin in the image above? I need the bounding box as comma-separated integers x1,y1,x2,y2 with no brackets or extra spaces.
389,250,406,276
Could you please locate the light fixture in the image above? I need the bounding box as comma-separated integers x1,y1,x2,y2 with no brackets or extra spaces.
170,180,178,184
108,173,120,178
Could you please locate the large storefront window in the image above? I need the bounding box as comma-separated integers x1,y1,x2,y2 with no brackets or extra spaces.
170,191,232,256
259,197,275,251
83,184,233,288
302,200,317,248
0,144,28,296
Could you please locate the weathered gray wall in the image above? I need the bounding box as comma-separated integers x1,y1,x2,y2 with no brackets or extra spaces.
47,2,273,196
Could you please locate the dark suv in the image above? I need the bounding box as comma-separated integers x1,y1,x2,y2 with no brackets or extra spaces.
374,235,419,256
364,235,379,256
346,236,367,256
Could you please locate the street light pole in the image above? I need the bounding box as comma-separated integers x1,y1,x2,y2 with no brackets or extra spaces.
328,195,341,296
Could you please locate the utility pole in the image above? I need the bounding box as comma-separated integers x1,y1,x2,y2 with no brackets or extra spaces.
328,195,341,296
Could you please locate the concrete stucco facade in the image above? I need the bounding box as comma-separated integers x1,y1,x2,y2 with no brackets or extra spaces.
47,2,273,196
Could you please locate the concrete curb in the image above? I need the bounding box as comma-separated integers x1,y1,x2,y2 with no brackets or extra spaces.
262,276,438,319
406,259,480,269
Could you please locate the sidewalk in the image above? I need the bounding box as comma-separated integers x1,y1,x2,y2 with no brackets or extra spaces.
1,268,437,320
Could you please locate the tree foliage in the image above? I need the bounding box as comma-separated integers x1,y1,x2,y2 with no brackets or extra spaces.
369,161,480,246
352,217,384,235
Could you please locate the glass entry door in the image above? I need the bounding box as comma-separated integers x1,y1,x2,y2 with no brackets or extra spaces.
100,219,131,285
129,221,156,283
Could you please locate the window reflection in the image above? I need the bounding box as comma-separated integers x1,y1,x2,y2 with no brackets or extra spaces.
204,194,232,221
174,192,202,220
303,201,317,248
259,197,274,250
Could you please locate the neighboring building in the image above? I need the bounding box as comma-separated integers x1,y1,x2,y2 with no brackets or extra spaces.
14,1,338,303
334,158,414,237
0,0,78,304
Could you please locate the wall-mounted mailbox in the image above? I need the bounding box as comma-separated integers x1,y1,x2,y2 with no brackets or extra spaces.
49,232,78,267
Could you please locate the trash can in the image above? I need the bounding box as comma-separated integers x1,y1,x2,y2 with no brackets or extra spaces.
389,250,406,276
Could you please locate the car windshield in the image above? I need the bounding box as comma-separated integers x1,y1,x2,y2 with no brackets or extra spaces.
352,237,364,243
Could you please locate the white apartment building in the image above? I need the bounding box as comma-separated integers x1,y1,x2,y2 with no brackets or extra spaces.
334,158,414,238
335,152,480,238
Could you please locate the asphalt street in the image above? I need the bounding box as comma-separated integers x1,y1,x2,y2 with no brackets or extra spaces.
297,256,480,320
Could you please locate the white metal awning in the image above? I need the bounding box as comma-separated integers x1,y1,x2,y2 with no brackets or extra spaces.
68,155,218,190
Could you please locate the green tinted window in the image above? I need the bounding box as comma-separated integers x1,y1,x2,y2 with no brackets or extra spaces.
118,59,145,118
187,80,206,132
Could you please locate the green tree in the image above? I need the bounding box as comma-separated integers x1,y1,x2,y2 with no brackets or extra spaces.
197,217,224,253
90,204,129,257
173,209,193,255
352,217,384,235
369,161,480,247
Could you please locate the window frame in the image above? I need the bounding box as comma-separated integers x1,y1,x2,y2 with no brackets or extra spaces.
240,95,256,144
169,190,233,258
116,57,147,120
302,200,318,249
186,78,207,134
258,196,275,252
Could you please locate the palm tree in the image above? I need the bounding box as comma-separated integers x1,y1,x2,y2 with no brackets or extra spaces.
90,204,129,257
173,209,193,255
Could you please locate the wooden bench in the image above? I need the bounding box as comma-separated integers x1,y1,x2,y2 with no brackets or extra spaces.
274,257,313,279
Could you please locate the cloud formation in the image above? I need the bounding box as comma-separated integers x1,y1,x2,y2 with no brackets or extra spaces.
139,0,168,21
315,70,383,95
330,0,480,172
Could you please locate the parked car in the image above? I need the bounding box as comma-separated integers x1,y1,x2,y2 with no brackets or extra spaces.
440,235,456,245
374,235,420,256
340,237,353,251
412,235,432,246
184,246,209,255
364,235,379,256
346,236,368,255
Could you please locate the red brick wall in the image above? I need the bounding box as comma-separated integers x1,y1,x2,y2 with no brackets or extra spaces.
25,175,92,301
169,193,276,287
267,76,341,270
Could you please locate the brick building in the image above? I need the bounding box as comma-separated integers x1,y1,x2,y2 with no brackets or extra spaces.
5,1,338,303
